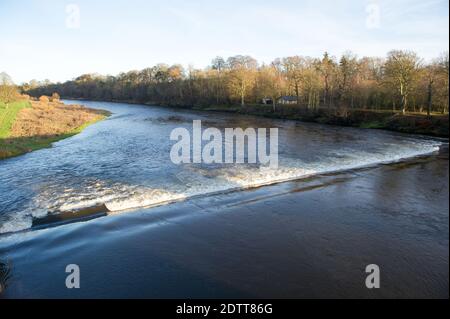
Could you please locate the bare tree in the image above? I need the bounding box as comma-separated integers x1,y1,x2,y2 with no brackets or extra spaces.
437,52,449,113
338,52,359,109
227,56,257,106
318,52,337,107
0,81,19,106
258,64,283,111
384,50,421,114
424,65,435,117
212,57,226,104
282,56,305,104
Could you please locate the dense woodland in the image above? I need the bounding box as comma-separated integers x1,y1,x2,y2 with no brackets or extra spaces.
19,51,450,115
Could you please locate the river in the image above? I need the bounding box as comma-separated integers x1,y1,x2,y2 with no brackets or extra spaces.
0,100,444,234
0,101,448,298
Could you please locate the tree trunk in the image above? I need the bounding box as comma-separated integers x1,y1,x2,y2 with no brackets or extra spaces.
329,87,333,108
401,94,407,115
427,81,433,118
399,82,407,114
445,79,449,114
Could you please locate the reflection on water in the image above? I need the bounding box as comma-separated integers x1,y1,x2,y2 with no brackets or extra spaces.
0,259,11,295
0,100,445,234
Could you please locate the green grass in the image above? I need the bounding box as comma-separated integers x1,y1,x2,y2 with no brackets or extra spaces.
359,121,386,129
0,116,106,160
0,100,31,138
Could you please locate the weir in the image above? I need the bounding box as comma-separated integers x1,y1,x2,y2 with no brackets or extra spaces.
31,204,110,230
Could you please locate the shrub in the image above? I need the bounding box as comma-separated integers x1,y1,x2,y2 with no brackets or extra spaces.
0,83,20,105
39,95,50,104
51,92,60,102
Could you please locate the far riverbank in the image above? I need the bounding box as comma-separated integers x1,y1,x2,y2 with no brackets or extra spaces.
60,97,449,138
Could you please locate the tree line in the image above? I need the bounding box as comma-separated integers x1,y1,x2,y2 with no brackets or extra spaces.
23,50,449,115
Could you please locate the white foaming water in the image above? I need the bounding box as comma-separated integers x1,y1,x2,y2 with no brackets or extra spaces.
0,139,443,235
0,208,34,235
105,190,187,213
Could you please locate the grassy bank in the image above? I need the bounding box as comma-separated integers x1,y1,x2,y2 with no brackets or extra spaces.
194,104,449,138
0,100,31,138
0,100,108,160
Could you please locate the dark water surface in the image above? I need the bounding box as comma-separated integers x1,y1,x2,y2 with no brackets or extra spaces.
0,101,448,298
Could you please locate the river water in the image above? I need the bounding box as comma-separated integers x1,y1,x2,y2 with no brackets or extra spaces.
0,100,445,234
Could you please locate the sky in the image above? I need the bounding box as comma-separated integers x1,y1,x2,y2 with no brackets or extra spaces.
0,0,448,84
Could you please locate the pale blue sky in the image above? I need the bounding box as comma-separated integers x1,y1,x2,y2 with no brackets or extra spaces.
0,0,448,84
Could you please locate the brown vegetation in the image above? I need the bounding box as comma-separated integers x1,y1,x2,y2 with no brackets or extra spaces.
39,95,50,104
0,97,108,159
9,100,106,138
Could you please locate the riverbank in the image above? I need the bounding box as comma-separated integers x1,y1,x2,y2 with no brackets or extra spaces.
60,97,450,138
0,151,447,298
195,104,449,137
0,100,109,160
